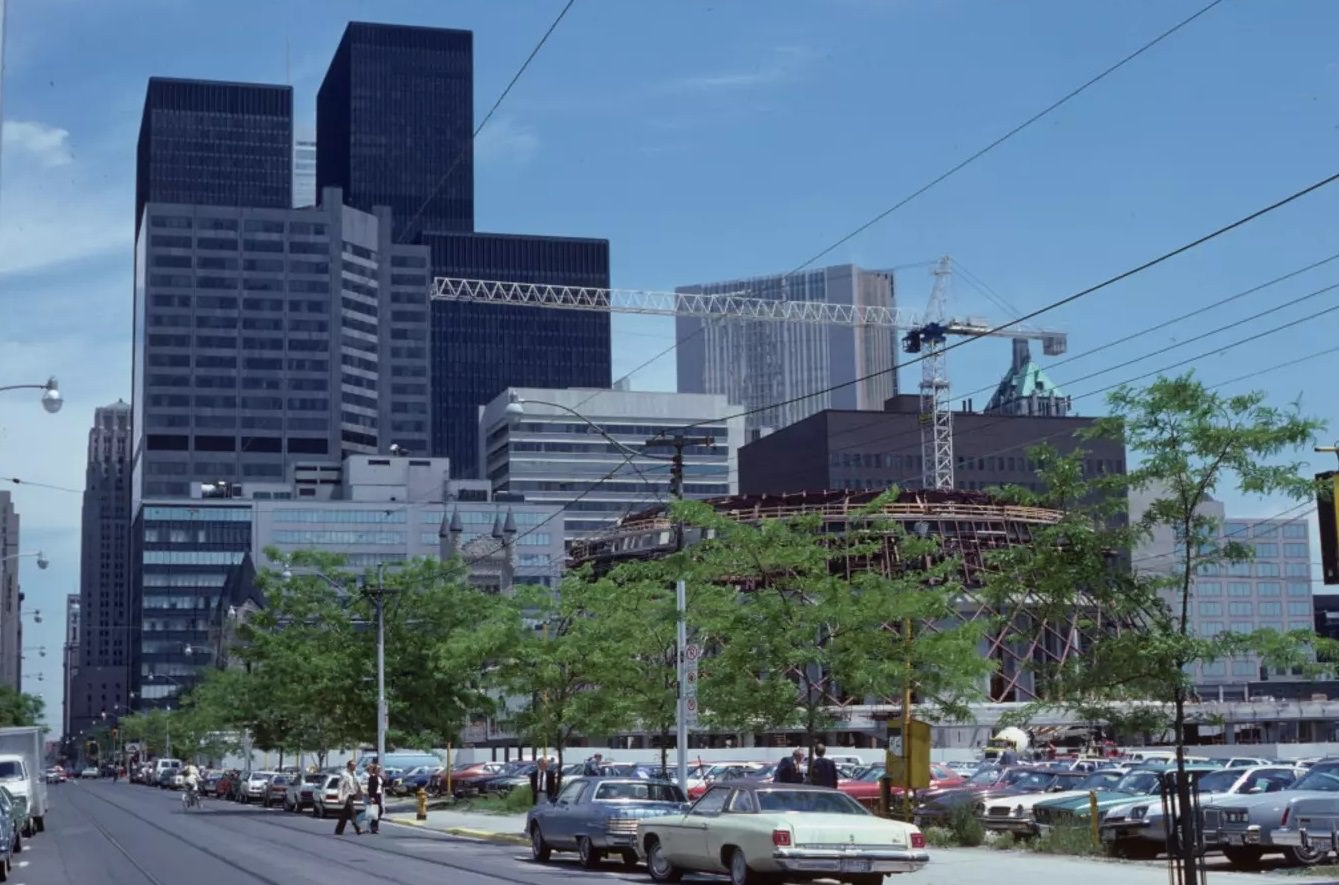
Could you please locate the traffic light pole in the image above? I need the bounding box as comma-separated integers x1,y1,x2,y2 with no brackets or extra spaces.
644,432,714,793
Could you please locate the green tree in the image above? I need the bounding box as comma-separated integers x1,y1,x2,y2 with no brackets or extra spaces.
680,493,993,760
987,373,1329,880
0,687,43,727
501,570,634,771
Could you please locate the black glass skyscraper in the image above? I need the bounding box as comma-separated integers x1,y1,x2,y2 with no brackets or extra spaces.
426,232,611,475
317,22,475,240
316,21,612,478
135,78,293,234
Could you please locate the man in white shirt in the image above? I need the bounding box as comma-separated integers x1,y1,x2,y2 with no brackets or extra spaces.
334,760,364,836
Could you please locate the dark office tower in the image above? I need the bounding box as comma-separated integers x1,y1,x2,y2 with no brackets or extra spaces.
425,232,612,476
70,401,132,738
317,22,474,239
135,78,293,235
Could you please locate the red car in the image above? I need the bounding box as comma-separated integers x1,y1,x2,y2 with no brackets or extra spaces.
839,763,965,809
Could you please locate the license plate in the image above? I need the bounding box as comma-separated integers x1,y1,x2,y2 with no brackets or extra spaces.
841,859,872,873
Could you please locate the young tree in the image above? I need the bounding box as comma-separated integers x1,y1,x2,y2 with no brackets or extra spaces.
0,687,43,728
989,373,1328,880
680,494,994,759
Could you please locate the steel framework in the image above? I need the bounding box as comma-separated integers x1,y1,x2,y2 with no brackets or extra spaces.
569,488,1131,707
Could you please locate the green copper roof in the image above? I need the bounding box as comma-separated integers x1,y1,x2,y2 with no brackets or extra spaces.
986,344,1069,415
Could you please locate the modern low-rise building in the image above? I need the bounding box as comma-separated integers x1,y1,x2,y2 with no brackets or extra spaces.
478,387,744,542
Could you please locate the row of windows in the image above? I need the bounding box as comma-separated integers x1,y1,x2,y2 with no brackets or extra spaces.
1224,521,1310,540
142,573,229,588
1248,542,1311,559
1198,601,1311,617
271,530,406,545
145,506,251,523
1196,581,1312,597
142,550,246,565
1198,620,1309,636
151,254,332,275
150,215,326,237
418,509,551,527
146,334,330,351
148,295,329,313
1196,561,1307,578
272,509,407,524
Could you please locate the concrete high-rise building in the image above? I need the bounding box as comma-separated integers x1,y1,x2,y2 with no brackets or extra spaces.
1130,487,1315,692
70,401,133,737
317,22,474,240
677,265,898,440
0,491,20,690
62,595,80,740
131,188,432,503
293,127,317,209
478,387,743,541
136,78,293,236
314,22,613,476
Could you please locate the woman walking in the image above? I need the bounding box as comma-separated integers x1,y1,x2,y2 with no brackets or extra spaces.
366,763,384,834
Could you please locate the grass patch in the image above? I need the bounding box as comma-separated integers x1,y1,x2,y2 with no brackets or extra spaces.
1030,824,1105,857
922,827,958,849
945,803,986,848
459,789,539,815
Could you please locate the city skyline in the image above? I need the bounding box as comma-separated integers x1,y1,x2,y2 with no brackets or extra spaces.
2,0,1336,730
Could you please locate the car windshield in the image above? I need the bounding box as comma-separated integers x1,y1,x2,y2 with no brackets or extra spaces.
1292,770,1339,792
757,790,869,815
1078,771,1124,790
967,767,1002,785
0,762,22,779
1004,771,1053,790
594,782,684,802
1196,769,1245,793
1114,771,1160,794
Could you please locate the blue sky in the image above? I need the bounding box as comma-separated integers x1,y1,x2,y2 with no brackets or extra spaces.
2,0,1337,729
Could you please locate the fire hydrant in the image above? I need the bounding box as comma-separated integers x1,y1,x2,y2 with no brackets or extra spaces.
416,787,428,821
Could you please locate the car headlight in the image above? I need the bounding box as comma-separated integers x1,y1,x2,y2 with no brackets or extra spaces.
1130,806,1148,821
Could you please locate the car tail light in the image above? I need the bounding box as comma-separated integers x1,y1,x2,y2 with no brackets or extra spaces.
772,829,792,847
911,832,926,849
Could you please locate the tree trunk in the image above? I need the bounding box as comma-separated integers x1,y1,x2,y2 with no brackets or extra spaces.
659,729,670,776
1172,688,1198,885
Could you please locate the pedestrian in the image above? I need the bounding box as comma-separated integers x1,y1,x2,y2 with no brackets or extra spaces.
583,753,604,776
774,749,805,784
530,758,547,805
334,760,364,836
808,744,838,788
366,763,383,834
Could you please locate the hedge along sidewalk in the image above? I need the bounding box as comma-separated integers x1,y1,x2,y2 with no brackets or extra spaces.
384,808,530,845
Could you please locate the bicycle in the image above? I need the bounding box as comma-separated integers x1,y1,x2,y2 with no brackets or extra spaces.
182,785,201,811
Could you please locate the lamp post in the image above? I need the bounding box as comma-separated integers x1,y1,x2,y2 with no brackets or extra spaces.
281,562,392,766
0,378,62,414
504,392,714,791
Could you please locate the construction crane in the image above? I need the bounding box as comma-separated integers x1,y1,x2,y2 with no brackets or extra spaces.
430,259,1068,491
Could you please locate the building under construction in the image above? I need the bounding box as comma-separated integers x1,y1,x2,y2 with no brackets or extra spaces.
569,487,1123,710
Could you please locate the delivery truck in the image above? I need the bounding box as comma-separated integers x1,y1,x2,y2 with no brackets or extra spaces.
0,727,47,835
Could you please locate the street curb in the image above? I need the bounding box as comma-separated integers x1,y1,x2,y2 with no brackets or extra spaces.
385,817,529,845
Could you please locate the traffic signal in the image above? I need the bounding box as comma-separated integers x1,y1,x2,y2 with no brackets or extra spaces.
85,740,98,758
1318,472,1339,585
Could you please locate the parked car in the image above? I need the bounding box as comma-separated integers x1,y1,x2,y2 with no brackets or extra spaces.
285,773,327,812
264,774,294,808
527,777,688,868
914,766,1074,827
980,768,1128,836
312,773,365,819
240,771,276,804
635,781,927,885
1032,766,1218,837
1101,765,1300,859
841,763,965,810
1202,761,1339,869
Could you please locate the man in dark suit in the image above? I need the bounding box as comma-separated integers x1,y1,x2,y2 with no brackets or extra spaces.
773,749,806,784
808,744,839,788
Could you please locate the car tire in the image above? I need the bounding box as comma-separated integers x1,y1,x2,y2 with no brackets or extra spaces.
529,824,551,863
619,850,638,867
1286,844,1327,867
728,848,764,885
577,836,601,869
1222,846,1264,869
645,838,683,883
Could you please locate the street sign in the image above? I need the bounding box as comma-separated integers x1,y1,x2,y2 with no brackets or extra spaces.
684,697,699,728
683,669,698,698
684,644,701,663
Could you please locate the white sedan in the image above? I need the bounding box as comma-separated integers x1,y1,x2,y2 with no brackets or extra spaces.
980,769,1127,835
637,781,927,885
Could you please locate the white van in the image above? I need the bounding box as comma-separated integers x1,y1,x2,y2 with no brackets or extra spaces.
152,758,183,781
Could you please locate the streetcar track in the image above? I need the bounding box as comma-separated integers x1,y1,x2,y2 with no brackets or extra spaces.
63,785,289,885
76,785,584,885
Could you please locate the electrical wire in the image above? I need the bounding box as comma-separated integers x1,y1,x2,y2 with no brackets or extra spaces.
0,475,82,494
591,0,1229,407
395,0,577,244
687,170,1339,432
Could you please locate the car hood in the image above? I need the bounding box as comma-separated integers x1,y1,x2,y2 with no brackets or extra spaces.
1036,789,1144,812
1205,789,1336,812
987,789,1093,810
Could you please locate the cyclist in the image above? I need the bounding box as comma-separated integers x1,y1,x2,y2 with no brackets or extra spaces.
182,762,201,808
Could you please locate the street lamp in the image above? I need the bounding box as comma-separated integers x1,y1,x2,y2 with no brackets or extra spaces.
0,377,62,414
1,551,49,570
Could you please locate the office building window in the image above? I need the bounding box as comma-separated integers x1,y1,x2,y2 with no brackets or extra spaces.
1224,521,1251,537
1201,661,1226,677
1199,621,1224,637
1285,543,1309,558
1257,582,1281,597
1288,581,1312,596
1257,601,1282,617
1227,582,1252,597
1254,542,1278,558
1196,582,1222,596
1283,522,1308,538
1286,562,1310,578
1198,602,1222,617
1231,659,1259,676
1255,562,1280,577
1228,602,1253,617
1227,562,1251,577
1289,602,1312,616
1253,524,1278,539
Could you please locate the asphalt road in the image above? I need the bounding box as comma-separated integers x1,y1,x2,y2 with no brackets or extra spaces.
23,781,1339,885
26,781,669,885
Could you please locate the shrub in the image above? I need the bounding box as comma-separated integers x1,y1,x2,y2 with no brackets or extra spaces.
947,802,985,848
1031,824,1104,857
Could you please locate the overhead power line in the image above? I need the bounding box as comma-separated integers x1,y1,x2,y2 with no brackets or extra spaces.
599,0,1226,400
396,0,577,244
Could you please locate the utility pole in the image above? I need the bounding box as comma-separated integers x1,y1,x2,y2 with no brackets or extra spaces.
644,431,714,793
365,563,389,766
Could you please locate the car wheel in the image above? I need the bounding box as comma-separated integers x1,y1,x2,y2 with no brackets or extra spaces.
1222,846,1264,869
577,836,601,869
619,850,638,867
728,848,758,885
1286,844,1327,867
645,838,683,883
529,824,551,863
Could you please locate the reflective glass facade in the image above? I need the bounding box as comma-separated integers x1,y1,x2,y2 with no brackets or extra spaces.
136,78,293,236
317,22,474,239
131,502,253,706
427,232,612,476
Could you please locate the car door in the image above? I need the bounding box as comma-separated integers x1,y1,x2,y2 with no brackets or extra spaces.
706,787,757,862
544,779,589,847
669,785,730,869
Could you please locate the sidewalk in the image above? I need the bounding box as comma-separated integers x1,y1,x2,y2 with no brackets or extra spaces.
383,807,529,844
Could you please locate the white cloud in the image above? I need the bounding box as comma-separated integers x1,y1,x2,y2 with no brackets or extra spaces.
2,120,73,169
474,115,540,168
663,45,817,94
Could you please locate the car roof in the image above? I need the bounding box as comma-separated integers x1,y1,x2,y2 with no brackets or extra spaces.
708,780,835,792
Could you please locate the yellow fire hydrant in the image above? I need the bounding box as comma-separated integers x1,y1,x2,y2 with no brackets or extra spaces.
416,787,428,821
